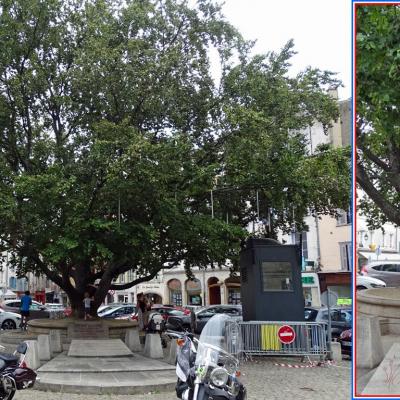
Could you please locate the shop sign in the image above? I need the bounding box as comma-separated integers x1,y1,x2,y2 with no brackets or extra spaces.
337,298,352,305
301,276,315,285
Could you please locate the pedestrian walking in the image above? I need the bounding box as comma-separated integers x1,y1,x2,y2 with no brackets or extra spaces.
19,290,32,330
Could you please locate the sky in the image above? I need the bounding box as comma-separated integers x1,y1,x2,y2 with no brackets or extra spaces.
219,0,351,100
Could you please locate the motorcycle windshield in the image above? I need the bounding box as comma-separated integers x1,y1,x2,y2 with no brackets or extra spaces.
195,314,242,377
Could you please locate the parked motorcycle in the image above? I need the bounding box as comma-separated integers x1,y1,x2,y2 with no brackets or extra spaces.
0,342,38,400
168,314,247,400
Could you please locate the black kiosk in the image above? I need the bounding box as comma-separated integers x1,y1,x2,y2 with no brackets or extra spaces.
240,238,304,322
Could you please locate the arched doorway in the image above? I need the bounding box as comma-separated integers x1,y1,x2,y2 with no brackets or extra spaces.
168,279,182,306
145,292,162,304
225,276,241,304
208,277,221,305
186,278,202,306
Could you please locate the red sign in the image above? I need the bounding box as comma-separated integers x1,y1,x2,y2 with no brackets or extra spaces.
277,325,296,344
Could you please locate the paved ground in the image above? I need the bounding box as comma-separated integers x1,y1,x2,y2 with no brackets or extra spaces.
15,357,351,400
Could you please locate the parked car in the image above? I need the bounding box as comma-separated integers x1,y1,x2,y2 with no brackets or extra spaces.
167,304,242,334
356,274,386,290
361,261,400,286
304,306,352,340
45,303,65,311
0,308,22,330
182,305,202,314
338,329,352,357
151,305,186,321
99,304,136,319
97,303,127,315
1,300,50,319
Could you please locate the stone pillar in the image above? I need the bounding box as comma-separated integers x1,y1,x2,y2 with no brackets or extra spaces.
143,334,163,359
356,315,384,369
330,341,342,362
125,329,142,352
24,340,40,370
49,330,62,354
38,334,51,361
166,338,177,365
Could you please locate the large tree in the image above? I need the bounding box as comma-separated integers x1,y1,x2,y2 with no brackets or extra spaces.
356,5,400,227
0,0,349,316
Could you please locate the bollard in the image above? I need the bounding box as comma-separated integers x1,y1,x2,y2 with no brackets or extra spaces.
143,333,163,359
166,338,177,365
356,315,384,369
329,341,342,362
49,330,62,354
24,340,40,370
37,335,52,361
125,329,142,352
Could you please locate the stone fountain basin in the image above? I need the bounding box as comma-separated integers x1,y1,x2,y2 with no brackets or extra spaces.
357,287,400,334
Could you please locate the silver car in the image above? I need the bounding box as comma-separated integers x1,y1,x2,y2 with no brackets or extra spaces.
362,261,400,286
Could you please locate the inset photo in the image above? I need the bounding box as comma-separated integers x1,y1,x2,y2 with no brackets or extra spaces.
356,2,400,397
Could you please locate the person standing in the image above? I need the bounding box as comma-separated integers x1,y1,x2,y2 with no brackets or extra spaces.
83,292,93,320
20,290,32,330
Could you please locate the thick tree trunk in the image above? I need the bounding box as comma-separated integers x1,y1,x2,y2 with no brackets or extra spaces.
68,291,85,319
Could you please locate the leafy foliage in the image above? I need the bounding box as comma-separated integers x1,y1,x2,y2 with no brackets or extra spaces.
356,5,400,227
0,0,349,312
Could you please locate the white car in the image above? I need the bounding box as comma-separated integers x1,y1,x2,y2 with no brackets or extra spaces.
356,274,386,290
0,308,21,330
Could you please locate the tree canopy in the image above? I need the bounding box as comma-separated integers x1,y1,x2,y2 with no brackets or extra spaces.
0,0,350,314
356,5,400,227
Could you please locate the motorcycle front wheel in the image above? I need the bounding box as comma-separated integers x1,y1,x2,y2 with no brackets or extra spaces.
0,377,16,400
0,388,15,400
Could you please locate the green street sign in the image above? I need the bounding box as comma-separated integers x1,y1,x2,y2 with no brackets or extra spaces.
301,276,315,285
337,298,352,305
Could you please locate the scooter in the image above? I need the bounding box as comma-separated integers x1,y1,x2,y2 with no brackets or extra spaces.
0,342,38,400
167,314,247,400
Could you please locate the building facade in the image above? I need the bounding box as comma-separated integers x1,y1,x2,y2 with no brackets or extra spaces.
108,265,240,307
356,211,400,270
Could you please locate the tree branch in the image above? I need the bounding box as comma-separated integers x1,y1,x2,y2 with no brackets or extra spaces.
356,161,400,225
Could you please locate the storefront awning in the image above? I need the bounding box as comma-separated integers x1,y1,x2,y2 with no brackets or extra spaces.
358,251,400,262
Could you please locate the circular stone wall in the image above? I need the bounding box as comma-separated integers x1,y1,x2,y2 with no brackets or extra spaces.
27,318,138,345
357,287,400,334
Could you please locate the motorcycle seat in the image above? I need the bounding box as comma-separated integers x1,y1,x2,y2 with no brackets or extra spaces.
0,353,19,363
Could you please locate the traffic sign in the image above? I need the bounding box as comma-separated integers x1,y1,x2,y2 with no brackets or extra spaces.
277,325,296,344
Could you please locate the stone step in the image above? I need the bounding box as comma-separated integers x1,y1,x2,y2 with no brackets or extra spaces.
38,353,176,373
34,370,176,395
68,339,132,357
35,353,177,395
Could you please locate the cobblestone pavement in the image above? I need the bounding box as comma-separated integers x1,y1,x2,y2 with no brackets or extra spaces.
14,357,351,400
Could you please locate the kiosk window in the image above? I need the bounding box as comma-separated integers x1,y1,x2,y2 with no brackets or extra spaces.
261,262,293,291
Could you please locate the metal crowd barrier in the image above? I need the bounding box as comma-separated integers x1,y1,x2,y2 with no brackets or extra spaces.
236,321,328,359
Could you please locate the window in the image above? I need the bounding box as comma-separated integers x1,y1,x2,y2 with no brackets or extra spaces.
337,208,351,226
304,309,315,320
382,264,400,272
295,232,308,260
261,262,293,291
339,242,352,271
320,311,329,321
341,311,352,323
222,307,241,316
228,288,241,305
198,308,217,318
